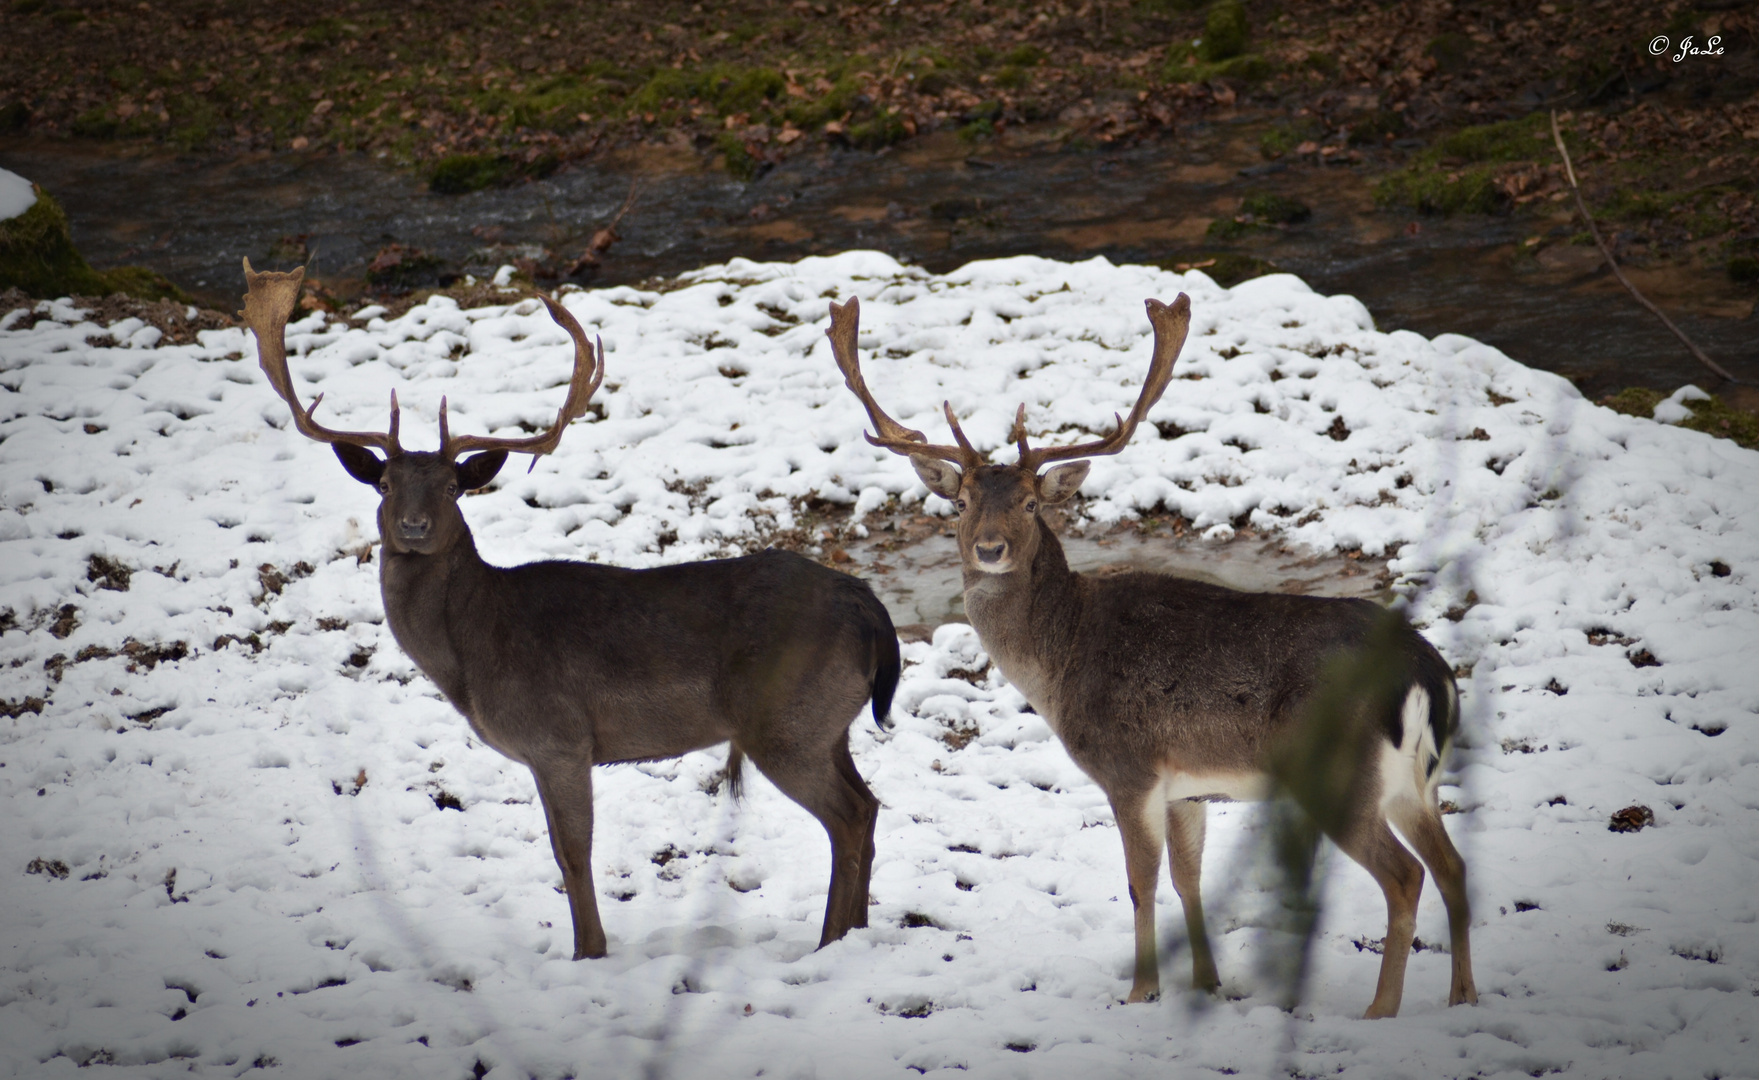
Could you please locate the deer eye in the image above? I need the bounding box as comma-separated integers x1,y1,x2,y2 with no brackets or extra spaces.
446,482,459,497
955,498,967,512
376,479,389,495
1025,500,1037,514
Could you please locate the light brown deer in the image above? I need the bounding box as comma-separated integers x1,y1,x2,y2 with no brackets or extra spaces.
826,293,1475,1018
241,260,898,959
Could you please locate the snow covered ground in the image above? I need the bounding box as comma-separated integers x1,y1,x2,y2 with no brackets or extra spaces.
2,252,1756,1079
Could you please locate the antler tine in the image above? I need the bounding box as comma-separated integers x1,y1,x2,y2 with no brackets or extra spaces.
1016,293,1192,472
826,297,982,470
242,257,403,455
441,295,606,469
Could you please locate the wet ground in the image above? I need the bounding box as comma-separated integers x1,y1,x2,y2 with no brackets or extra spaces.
6,118,1756,402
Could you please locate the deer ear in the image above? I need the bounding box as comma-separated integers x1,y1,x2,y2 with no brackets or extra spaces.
911,455,963,501
456,450,508,492
1038,461,1090,505
333,444,385,486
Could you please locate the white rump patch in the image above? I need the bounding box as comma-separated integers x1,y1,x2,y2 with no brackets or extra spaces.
1378,684,1441,813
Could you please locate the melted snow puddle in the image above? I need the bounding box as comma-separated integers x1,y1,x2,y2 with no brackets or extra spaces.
843,523,1389,631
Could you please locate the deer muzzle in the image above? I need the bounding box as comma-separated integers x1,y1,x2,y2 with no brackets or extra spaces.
972,540,1011,572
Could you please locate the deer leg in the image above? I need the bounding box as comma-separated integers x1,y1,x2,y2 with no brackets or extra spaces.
531,762,607,960
834,743,879,931
1390,801,1477,1007
1111,790,1166,1003
1166,799,1220,993
1332,818,1424,1019
745,735,878,948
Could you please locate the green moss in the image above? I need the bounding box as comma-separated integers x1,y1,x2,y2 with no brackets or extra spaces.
70,108,120,139
1002,44,1047,67
1431,113,1552,164
428,154,515,194
1677,395,1759,450
848,109,908,150
1,188,107,296
504,73,612,132
1164,49,1273,85
1599,387,1665,418
1303,51,1339,76
1206,217,1256,240
1198,0,1249,62
1154,252,1279,288
1603,387,1759,450
1241,192,1310,224
1372,114,1560,215
628,64,785,118
957,118,995,143
0,185,184,300
1373,165,1503,215
1260,119,1322,158
717,131,759,181
97,265,189,303
994,65,1029,89
0,101,29,132
784,72,862,128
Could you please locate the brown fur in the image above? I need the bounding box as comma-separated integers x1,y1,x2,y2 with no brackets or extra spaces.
832,293,1477,1016
243,264,898,959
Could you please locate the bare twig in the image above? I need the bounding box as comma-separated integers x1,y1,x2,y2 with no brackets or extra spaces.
1549,110,1739,386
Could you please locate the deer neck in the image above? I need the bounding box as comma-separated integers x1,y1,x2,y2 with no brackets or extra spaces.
378,529,493,709
960,516,1085,725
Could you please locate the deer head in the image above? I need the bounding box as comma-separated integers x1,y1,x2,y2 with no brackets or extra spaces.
241,258,605,556
827,293,1190,574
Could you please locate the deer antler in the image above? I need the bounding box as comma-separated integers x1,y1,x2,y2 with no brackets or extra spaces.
827,297,984,472
243,257,404,455
439,296,605,467
1014,294,1190,473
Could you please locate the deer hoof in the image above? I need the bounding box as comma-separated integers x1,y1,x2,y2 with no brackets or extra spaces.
1125,985,1161,1004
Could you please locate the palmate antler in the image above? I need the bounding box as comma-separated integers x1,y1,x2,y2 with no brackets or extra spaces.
825,297,985,473
827,293,1192,473
242,258,604,466
1014,294,1190,472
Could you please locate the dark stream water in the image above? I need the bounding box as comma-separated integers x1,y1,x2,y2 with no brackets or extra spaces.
5,121,1755,402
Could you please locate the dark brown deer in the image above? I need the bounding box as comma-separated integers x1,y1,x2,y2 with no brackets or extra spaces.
240,259,897,959
827,294,1475,1018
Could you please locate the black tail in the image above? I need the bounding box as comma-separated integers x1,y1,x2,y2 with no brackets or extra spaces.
859,588,900,732
722,744,746,801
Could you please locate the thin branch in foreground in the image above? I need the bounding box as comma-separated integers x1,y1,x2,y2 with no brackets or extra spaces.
1549,110,1740,386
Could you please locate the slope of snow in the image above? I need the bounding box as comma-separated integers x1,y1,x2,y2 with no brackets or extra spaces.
1,253,1755,1079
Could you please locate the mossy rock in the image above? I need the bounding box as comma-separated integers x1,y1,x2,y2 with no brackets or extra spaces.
1242,192,1310,224
1198,0,1249,62
429,154,516,195
1155,251,1279,288
1373,165,1504,216
0,184,186,301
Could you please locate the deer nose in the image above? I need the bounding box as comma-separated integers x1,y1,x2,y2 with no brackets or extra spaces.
398,513,430,538
974,541,1008,564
